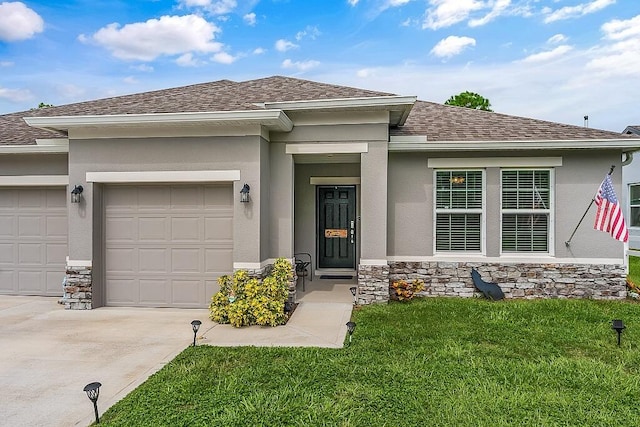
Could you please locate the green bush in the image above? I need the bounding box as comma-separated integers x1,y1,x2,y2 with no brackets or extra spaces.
209,258,292,327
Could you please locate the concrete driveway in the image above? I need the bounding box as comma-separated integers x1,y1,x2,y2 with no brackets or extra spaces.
0,296,209,426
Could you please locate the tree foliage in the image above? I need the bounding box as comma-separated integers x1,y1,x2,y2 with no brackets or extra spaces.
445,91,493,112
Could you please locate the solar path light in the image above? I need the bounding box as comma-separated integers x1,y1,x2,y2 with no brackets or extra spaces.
346,321,356,346
612,319,626,346
83,382,101,424
191,320,202,347
349,286,357,305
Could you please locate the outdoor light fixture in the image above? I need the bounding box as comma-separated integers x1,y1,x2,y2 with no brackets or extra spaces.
612,319,626,346
191,320,202,347
71,185,83,204
449,176,465,185
349,286,357,305
240,183,250,203
83,382,101,424
346,321,356,346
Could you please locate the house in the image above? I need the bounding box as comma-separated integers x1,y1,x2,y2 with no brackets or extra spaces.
1,76,639,309
622,125,640,251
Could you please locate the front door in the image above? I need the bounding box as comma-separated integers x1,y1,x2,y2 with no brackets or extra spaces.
318,186,356,269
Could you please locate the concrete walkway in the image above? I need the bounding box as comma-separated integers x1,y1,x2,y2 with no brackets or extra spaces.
0,281,354,426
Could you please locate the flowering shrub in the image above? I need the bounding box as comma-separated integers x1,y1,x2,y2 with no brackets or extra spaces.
390,279,425,301
209,258,292,327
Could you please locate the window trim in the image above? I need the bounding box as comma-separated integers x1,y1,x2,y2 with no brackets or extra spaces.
499,168,555,256
433,169,486,255
629,182,640,229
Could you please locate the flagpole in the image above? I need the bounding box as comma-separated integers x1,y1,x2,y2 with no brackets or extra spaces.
564,165,615,247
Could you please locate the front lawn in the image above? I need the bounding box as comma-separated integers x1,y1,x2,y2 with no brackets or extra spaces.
629,255,640,287
99,298,640,426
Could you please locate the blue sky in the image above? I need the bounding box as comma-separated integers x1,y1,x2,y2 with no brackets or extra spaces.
1,0,638,132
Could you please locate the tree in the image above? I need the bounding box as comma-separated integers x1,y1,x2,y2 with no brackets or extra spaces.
444,91,493,112
30,102,54,110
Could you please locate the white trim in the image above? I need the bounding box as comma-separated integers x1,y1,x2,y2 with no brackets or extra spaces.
36,138,69,146
386,255,624,265
66,257,92,268
390,139,640,152
359,259,388,265
233,259,276,270
310,177,361,185
24,110,294,132
0,143,69,154
86,170,240,183
263,95,416,111
390,135,428,143
428,157,563,168
0,175,68,186
286,143,368,155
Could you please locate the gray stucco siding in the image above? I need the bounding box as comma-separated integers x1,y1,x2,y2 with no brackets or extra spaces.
623,153,640,250
0,153,68,176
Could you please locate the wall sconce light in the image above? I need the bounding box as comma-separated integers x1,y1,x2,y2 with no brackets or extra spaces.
83,382,101,424
191,320,201,347
71,185,83,204
240,184,250,203
346,321,356,346
612,319,626,346
450,176,465,185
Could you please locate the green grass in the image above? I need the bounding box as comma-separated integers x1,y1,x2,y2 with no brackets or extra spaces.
629,256,640,286
99,298,640,426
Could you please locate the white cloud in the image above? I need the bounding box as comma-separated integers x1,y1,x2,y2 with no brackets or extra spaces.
123,76,138,84
243,12,256,26
543,0,615,23
520,45,573,63
179,0,237,15
131,64,154,72
212,51,237,64
347,0,359,5
586,15,640,78
385,0,412,7
0,86,33,102
423,0,485,30
357,68,377,78
0,2,44,42
601,14,640,41
282,59,320,71
253,47,266,54
296,26,321,41
430,36,476,58
84,15,223,61
275,39,298,52
469,0,511,27
175,52,199,66
547,34,568,44
1,61,14,67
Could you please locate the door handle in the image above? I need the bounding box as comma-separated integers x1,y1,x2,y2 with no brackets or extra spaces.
350,220,355,244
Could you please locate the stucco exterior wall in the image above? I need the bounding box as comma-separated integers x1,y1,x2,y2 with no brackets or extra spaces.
268,142,294,259
68,136,264,265
623,154,640,250
387,150,625,261
0,153,68,175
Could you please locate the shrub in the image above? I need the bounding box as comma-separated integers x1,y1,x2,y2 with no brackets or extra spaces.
209,258,292,327
390,279,425,301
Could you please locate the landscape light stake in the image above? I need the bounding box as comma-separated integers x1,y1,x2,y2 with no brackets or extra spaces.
191,320,202,347
612,319,626,346
346,321,356,346
349,286,357,305
83,382,101,424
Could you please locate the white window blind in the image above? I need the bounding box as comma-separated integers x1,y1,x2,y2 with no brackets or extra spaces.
435,170,483,252
501,170,551,253
630,184,640,227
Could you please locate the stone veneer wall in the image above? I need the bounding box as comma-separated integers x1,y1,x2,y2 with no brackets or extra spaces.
62,263,93,310
357,264,390,304
388,261,627,300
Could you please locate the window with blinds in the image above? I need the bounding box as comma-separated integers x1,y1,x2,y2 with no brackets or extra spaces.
501,170,551,252
435,170,483,252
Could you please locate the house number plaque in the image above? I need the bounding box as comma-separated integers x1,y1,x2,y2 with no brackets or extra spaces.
325,229,348,238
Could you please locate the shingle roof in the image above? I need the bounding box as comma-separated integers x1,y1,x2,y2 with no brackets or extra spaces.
0,75,630,145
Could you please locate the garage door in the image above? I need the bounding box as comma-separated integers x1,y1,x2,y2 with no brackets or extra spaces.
104,184,233,308
0,188,68,296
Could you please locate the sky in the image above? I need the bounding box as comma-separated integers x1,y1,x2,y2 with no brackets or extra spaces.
0,0,639,132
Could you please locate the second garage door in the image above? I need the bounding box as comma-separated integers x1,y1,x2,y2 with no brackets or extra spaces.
104,184,233,308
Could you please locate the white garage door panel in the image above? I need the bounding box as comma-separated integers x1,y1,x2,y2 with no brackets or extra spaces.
105,184,233,308
0,188,67,296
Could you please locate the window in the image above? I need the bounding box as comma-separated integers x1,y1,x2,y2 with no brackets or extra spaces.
631,184,640,227
501,169,552,253
435,170,483,252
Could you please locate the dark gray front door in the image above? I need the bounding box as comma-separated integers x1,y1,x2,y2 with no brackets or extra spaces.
318,186,356,269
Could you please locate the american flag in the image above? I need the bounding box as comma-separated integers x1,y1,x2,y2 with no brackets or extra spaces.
594,174,629,242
